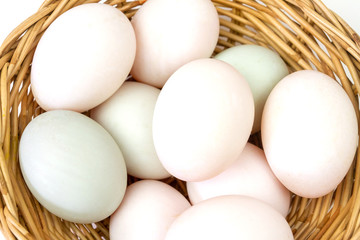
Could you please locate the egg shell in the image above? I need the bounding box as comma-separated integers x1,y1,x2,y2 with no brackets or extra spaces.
91,81,170,179
31,3,136,112
130,0,219,88
165,195,294,240
214,45,289,133
262,70,358,198
153,58,254,182
110,180,191,240
187,142,291,217
19,110,127,224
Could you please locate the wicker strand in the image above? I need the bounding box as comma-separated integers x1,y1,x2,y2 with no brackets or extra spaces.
0,4,57,58
297,1,360,62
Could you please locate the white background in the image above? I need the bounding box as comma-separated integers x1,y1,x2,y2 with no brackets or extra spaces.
0,0,358,239
0,0,359,44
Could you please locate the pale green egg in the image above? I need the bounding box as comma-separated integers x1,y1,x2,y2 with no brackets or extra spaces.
214,45,289,133
19,110,127,224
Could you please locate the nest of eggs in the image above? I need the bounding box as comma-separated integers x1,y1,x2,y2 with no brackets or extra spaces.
0,0,359,239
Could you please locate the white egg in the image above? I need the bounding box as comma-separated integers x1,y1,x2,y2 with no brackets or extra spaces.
262,70,358,198
19,110,127,223
91,81,170,179
130,0,219,88
110,180,191,240
165,195,294,240
153,58,254,181
187,143,291,217
31,3,136,112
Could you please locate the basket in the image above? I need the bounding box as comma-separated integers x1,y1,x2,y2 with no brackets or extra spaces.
0,0,359,239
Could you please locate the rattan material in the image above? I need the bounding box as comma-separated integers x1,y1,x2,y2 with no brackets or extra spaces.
0,0,359,239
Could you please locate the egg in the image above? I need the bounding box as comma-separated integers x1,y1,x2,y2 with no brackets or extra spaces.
153,58,254,181
214,45,289,133
110,180,191,240
91,81,170,179
130,0,219,88
262,70,358,198
187,142,291,217
165,195,294,240
31,3,136,112
19,110,127,223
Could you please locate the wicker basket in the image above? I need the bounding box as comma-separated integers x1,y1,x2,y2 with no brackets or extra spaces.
0,0,359,239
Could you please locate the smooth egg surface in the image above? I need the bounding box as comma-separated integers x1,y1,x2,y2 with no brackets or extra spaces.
130,0,219,88
187,142,291,217
165,195,294,240
110,180,191,240
91,81,170,179
214,45,289,133
262,70,358,198
19,110,127,223
31,3,136,112
153,58,254,181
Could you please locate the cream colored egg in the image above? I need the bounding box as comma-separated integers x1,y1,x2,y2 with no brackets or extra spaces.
153,58,254,181
110,180,191,240
91,81,170,179
19,110,127,224
165,195,294,240
31,3,136,112
262,70,358,198
187,143,291,217
130,0,219,88
214,45,289,133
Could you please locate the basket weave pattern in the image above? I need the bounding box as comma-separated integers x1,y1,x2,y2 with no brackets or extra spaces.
0,0,359,239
